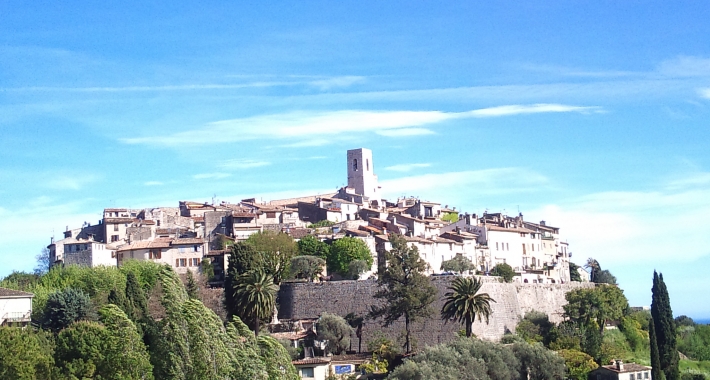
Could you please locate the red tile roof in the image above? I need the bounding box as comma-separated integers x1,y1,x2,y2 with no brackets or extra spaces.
0,287,34,298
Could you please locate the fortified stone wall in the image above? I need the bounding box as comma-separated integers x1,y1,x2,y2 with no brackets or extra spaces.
278,277,593,348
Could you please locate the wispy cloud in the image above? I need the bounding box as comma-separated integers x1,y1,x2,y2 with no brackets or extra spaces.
309,76,365,90
193,172,231,179
376,128,435,137
144,181,164,186
699,88,710,99
384,163,432,172
45,175,98,190
121,104,600,147
219,159,271,169
656,56,710,78
380,167,551,202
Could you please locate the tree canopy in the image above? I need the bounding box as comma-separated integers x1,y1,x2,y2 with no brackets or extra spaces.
440,254,476,274
441,276,495,337
327,237,373,277
316,313,353,355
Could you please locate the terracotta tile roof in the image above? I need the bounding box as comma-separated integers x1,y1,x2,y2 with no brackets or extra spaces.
288,228,312,239
233,212,256,218
270,330,313,341
360,225,383,234
117,238,172,252
0,287,34,298
343,228,369,237
292,357,332,366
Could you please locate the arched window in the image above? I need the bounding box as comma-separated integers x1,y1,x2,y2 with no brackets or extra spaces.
353,159,358,171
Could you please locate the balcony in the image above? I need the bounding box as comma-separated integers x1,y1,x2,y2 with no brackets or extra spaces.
2,312,32,325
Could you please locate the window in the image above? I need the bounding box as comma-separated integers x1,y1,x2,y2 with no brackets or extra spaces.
531,244,534,252
300,367,314,377
266,212,276,218
193,245,199,252
179,247,186,253
506,243,509,250
645,372,649,379
179,258,187,267
353,159,358,171
111,235,119,242
157,220,161,226
496,242,499,250
192,258,199,266
114,224,119,231
366,159,369,171
149,249,161,259
630,374,635,380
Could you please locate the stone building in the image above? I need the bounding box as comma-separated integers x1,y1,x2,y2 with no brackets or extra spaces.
590,361,651,380
116,237,207,274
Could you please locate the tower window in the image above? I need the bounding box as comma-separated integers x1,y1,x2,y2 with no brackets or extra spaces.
353,159,358,171
366,159,369,171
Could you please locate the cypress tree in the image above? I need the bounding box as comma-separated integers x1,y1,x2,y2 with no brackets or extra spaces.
651,271,680,380
186,270,199,300
125,271,148,321
649,317,665,380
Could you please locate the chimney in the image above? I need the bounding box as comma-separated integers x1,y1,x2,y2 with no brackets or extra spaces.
615,360,624,371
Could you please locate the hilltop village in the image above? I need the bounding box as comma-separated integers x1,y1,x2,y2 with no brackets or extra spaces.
48,148,576,285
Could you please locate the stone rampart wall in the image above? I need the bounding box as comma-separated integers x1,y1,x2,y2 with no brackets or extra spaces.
278,277,593,348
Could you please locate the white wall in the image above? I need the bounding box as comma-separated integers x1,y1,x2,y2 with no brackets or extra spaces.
0,297,32,325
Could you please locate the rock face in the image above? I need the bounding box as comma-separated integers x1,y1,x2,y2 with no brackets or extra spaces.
278,276,594,348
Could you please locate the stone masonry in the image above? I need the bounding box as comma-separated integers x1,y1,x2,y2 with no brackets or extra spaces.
278,276,594,349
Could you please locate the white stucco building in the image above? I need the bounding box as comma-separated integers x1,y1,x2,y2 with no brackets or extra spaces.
0,288,33,327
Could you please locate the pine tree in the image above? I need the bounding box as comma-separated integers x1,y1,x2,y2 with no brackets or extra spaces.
649,317,665,380
186,270,199,300
651,271,679,380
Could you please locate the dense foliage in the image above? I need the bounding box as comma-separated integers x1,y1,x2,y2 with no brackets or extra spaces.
327,237,373,277
440,254,476,274
387,338,566,380
296,234,330,259
316,313,353,355
0,262,297,380
490,263,515,283
290,255,326,281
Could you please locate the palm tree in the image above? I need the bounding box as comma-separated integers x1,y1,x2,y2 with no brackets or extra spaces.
585,258,600,282
441,277,496,337
233,270,278,336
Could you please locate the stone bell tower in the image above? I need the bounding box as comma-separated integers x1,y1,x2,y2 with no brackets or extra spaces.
346,148,381,206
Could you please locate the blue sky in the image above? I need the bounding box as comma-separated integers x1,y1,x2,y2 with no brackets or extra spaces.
1,1,709,318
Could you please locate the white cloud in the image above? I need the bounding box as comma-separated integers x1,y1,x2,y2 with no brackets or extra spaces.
309,76,365,90
528,175,710,267
144,181,164,186
45,175,97,190
122,104,600,147
376,128,435,137
656,56,710,78
192,172,231,179
219,159,271,169
280,139,333,148
699,88,710,99
384,163,432,172
380,167,550,203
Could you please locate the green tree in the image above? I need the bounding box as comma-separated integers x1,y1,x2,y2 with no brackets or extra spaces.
557,349,598,380
98,304,154,379
511,341,566,380
233,270,279,336
441,276,495,337
316,313,353,355
297,235,330,259
369,234,436,353
652,271,680,380
55,321,111,379
43,287,96,332
585,258,617,284
650,319,666,380
440,254,476,274
244,231,298,284
125,270,148,321
327,237,373,277
201,258,215,281
347,259,370,280
441,212,459,223
0,327,55,380
289,255,325,281
345,313,364,353
569,262,583,282
491,263,515,283
186,270,199,299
